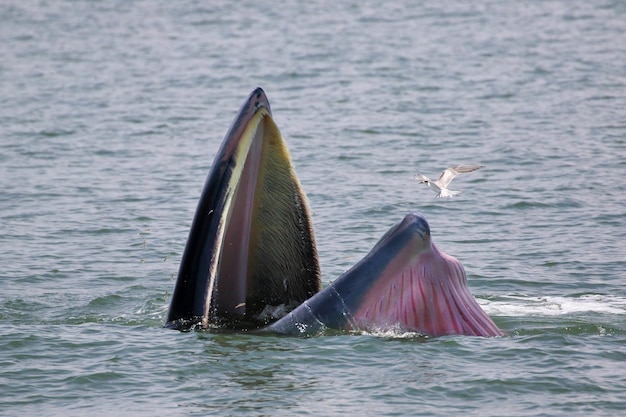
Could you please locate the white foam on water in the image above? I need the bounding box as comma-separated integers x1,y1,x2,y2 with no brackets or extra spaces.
479,294,626,317
354,323,429,339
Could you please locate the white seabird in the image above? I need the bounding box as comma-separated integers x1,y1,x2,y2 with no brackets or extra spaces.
414,165,484,198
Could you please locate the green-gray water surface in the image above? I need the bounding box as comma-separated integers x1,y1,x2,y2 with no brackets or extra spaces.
1,1,625,416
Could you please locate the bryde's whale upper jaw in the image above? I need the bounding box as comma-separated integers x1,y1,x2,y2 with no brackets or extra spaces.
165,88,320,331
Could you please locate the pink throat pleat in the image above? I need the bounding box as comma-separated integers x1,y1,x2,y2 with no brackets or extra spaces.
353,243,503,337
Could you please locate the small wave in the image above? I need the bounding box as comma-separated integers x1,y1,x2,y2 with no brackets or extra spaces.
479,294,626,317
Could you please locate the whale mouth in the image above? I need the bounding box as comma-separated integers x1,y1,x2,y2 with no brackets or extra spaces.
165,88,321,331
165,88,502,338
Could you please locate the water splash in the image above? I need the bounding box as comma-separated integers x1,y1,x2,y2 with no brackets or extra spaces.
480,294,626,317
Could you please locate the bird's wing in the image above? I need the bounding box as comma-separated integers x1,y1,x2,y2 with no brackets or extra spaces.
414,174,430,183
436,165,484,187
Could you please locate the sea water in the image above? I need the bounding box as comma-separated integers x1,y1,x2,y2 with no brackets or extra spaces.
1,1,624,415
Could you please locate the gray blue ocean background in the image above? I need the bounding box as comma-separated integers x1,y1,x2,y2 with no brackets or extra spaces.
1,1,625,416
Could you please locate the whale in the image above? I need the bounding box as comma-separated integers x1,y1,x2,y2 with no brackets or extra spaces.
165,88,503,337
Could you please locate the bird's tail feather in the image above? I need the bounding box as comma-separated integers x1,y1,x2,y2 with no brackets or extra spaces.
438,190,461,198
